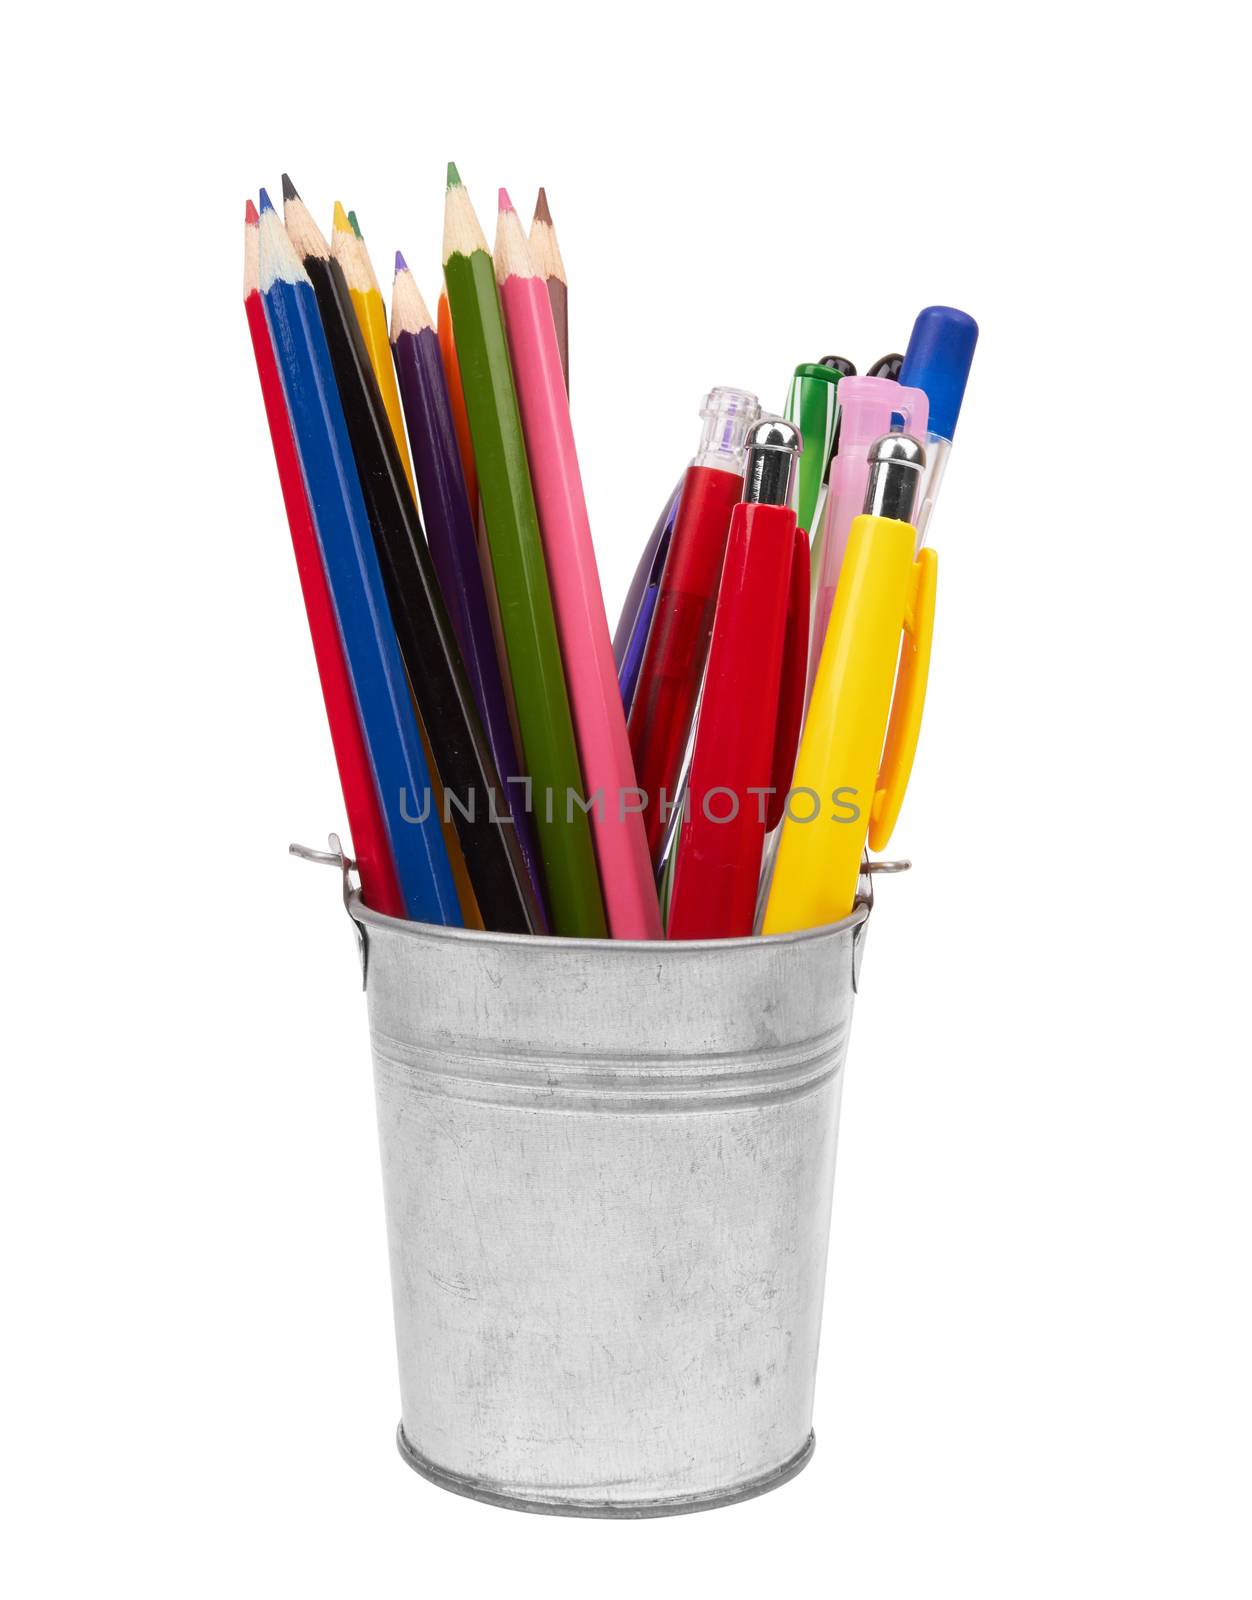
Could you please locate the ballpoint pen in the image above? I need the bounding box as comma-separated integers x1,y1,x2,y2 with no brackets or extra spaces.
898,305,978,547
614,476,681,666
670,420,809,940
614,380,760,679
617,486,680,714
785,363,843,541
866,352,903,381
763,434,938,933
806,356,856,584
627,387,759,866
807,375,928,696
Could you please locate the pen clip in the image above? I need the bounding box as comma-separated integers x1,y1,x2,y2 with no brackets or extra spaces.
868,548,938,852
766,523,811,833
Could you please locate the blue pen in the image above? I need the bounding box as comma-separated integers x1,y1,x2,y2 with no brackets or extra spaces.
257,192,461,926
898,306,978,547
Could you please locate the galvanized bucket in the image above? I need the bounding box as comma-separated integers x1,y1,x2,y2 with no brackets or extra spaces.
297,838,890,1517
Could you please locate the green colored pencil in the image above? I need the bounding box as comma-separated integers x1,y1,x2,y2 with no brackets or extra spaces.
442,164,606,939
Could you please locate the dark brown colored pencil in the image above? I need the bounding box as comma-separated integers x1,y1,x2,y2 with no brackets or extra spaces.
530,187,568,392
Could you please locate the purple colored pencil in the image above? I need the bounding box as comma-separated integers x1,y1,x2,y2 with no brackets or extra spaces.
390,254,548,923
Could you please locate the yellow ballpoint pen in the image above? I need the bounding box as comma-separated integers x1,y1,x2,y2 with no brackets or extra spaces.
762,434,938,934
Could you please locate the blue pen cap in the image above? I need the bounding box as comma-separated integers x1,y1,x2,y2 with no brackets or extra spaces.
899,306,978,442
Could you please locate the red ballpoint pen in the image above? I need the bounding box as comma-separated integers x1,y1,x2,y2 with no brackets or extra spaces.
669,419,809,940
627,387,759,866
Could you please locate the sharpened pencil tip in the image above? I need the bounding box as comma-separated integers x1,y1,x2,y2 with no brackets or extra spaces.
281,173,299,203
258,187,275,214
348,210,363,239
533,187,553,225
332,200,352,233
498,187,514,213
446,161,462,188
395,249,408,274
245,198,259,224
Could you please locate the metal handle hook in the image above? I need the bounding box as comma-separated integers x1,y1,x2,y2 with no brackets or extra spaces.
289,834,369,989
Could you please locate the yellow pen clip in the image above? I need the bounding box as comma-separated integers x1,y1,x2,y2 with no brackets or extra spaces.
868,546,938,851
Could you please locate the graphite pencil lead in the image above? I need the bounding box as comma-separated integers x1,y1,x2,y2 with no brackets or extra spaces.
533,187,553,226
447,161,462,189
281,172,299,202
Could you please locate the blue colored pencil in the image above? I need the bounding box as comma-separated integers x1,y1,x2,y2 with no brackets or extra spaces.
257,191,461,926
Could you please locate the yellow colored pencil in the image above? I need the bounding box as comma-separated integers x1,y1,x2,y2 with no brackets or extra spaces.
330,202,417,501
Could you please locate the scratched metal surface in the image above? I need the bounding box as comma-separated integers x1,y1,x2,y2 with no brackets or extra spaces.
355,901,866,1514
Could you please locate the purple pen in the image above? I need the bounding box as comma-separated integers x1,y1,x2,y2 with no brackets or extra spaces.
613,476,683,668
618,489,680,713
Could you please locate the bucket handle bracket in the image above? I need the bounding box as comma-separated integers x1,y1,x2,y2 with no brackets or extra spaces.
853,858,911,993
289,835,368,989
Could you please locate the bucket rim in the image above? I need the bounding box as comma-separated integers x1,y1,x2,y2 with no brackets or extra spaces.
348,889,870,953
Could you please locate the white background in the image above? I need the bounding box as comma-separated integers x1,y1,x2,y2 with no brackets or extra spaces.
5,3,1250,1595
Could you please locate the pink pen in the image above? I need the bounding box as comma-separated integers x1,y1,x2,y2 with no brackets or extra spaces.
494,190,662,939
806,376,928,700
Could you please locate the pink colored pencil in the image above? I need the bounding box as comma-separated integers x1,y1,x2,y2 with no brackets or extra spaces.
493,189,661,939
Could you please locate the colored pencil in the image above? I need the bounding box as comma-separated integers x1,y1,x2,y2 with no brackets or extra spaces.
390,254,548,921
529,188,569,392
442,165,606,939
282,175,542,936
255,192,460,925
335,204,482,929
244,201,405,918
438,288,521,754
437,291,478,513
330,203,417,501
494,192,660,939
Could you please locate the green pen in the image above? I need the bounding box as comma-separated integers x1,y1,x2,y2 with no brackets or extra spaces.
784,360,848,585
442,164,607,938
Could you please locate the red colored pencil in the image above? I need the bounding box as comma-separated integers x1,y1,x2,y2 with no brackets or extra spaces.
241,199,404,917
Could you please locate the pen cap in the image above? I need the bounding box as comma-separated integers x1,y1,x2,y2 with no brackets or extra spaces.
899,306,978,442
743,417,802,507
819,355,857,377
866,353,904,381
694,386,761,471
862,433,925,523
836,376,929,455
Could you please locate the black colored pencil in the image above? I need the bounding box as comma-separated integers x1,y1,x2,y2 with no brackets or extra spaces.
281,175,542,936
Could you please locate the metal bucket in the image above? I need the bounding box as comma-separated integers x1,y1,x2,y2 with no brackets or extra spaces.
297,838,882,1517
